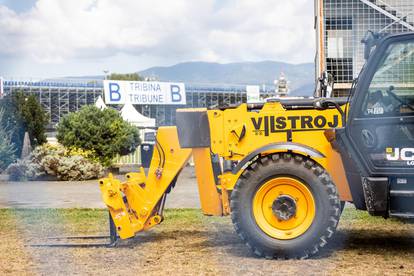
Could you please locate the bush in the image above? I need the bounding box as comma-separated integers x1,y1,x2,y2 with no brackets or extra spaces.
40,155,103,181
6,144,104,181
57,105,140,166
6,159,43,181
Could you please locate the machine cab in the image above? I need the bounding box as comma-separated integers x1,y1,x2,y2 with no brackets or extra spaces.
347,32,414,176
337,32,414,216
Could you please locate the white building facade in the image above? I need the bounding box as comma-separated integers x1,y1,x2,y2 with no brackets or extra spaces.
315,0,414,96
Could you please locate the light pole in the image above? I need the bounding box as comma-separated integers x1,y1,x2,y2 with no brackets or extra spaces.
103,70,109,80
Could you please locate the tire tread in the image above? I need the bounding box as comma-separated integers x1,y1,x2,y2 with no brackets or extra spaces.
230,153,341,259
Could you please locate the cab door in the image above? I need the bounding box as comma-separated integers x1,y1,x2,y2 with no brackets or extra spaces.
347,34,414,176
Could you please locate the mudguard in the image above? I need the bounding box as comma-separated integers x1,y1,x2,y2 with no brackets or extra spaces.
232,142,325,174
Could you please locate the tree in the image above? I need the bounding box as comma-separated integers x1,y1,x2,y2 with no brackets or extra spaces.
0,94,25,157
0,92,48,156
108,73,143,81
19,94,48,147
56,105,140,166
0,108,16,172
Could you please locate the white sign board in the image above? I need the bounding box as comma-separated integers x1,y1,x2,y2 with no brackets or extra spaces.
246,85,261,103
103,80,186,105
0,77,3,99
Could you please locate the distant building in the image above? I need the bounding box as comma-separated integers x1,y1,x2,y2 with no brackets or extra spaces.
274,73,289,97
2,80,102,127
315,0,414,96
2,80,274,127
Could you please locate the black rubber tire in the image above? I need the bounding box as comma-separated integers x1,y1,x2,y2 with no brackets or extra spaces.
230,153,341,259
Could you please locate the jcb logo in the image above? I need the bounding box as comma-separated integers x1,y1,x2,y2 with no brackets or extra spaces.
386,147,414,166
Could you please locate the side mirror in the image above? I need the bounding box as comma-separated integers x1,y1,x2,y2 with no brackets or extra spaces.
361,31,382,60
318,71,334,98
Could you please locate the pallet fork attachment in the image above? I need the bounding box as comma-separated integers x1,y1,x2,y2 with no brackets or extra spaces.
98,126,227,241
31,212,119,248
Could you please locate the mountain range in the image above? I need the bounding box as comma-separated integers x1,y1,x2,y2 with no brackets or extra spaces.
62,61,316,96
139,61,316,96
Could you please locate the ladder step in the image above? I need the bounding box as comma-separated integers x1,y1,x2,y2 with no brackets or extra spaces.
389,212,414,219
390,190,414,197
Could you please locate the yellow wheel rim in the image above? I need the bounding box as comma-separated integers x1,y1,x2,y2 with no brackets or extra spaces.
252,177,316,240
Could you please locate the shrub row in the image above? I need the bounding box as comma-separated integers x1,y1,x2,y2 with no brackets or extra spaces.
6,144,104,181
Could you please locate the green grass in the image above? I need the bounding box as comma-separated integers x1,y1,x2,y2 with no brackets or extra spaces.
0,207,411,236
0,208,204,226
340,207,414,229
0,209,108,236
0,208,214,236
0,208,106,223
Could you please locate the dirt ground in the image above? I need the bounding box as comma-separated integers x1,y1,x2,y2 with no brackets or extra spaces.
1,208,414,276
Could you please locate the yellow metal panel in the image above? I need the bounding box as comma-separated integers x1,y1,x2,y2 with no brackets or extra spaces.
99,174,135,239
324,150,352,201
192,148,223,216
207,102,352,201
207,109,225,156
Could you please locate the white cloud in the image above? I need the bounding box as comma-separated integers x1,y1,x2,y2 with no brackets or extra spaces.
0,0,315,75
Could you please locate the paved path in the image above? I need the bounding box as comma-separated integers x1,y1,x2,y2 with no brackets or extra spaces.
0,167,200,209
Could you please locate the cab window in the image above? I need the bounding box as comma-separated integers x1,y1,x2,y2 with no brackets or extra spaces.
362,40,414,117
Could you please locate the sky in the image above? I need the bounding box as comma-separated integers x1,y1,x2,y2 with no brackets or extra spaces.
0,0,315,78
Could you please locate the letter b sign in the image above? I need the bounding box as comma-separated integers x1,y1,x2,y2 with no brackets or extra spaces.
109,83,121,102
170,85,182,102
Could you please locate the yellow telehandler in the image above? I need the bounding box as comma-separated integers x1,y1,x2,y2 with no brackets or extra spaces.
99,32,414,259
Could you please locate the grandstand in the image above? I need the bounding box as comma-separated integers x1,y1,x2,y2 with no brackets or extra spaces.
3,79,102,125
2,79,275,127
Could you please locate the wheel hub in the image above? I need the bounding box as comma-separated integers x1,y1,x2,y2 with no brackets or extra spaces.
252,177,315,240
272,195,297,221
